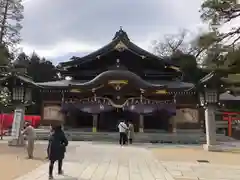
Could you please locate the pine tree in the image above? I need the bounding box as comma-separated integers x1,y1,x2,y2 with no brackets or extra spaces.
0,0,24,49
0,44,12,65
198,0,240,70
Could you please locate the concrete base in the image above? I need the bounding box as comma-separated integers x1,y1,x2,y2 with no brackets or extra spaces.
172,128,177,133
139,128,144,133
8,138,25,147
203,144,223,152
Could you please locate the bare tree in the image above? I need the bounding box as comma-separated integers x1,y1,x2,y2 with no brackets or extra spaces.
152,30,189,57
152,29,206,62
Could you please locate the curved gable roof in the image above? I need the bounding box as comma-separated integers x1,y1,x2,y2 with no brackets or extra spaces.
59,28,177,68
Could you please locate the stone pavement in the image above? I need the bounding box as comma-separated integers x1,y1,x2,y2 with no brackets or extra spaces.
14,141,240,180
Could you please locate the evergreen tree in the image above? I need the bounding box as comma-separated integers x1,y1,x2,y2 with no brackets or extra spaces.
0,44,11,65
198,0,240,70
0,0,24,48
14,52,29,67
26,52,58,114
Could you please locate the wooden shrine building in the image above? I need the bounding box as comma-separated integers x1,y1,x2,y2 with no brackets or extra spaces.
37,29,198,133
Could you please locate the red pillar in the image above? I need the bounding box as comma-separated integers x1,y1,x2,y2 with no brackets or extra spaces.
228,115,232,137
0,114,3,139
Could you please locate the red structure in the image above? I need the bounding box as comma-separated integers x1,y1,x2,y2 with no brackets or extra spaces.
0,114,41,135
223,111,240,136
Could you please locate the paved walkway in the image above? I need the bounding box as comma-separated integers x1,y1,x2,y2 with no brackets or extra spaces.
14,141,240,180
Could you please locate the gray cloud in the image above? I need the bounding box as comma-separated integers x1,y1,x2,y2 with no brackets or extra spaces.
22,0,203,46
20,0,204,60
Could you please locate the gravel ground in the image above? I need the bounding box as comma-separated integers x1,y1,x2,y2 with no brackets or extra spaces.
0,143,48,180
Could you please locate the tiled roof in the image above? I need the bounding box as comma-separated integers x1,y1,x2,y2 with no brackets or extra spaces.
59,29,176,68
220,92,240,101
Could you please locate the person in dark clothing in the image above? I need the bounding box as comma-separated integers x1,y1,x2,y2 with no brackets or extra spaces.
46,125,53,159
48,125,68,180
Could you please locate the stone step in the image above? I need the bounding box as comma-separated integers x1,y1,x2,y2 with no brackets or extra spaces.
35,130,236,144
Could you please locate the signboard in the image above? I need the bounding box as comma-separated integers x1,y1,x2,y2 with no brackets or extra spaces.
108,80,128,84
175,108,199,123
11,108,24,138
155,90,167,94
43,105,64,121
70,89,81,93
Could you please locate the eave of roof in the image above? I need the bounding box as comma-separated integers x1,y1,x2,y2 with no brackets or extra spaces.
220,92,240,101
36,79,193,90
221,74,240,85
198,71,229,85
0,73,41,87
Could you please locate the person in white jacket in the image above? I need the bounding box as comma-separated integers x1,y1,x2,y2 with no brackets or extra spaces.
118,120,128,146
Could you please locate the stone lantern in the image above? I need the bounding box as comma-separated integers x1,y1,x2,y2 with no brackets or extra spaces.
197,72,225,151
0,66,38,146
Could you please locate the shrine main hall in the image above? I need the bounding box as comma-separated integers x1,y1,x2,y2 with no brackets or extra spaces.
37,29,202,133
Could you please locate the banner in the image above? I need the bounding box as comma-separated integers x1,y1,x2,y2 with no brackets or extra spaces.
61,103,115,114
124,103,176,115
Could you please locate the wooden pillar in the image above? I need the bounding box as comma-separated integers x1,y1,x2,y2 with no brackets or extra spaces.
92,114,98,133
171,117,177,133
139,114,144,133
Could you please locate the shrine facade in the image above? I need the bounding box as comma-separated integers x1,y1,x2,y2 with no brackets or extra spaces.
37,29,199,133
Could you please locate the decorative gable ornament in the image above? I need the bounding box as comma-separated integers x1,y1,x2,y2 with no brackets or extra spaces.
114,41,128,52
108,80,128,91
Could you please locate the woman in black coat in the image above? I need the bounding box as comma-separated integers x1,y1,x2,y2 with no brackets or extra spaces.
48,125,68,179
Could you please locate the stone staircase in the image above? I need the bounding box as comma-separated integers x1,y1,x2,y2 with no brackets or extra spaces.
35,129,235,144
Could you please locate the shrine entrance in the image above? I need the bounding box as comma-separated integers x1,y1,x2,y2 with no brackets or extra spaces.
64,110,93,130
61,98,176,132
144,110,172,132
98,109,139,132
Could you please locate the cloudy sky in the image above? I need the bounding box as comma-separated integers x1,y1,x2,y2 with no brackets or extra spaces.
21,0,205,64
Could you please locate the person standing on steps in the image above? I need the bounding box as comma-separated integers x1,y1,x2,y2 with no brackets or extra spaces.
48,125,68,180
128,121,134,144
22,121,36,159
118,120,128,146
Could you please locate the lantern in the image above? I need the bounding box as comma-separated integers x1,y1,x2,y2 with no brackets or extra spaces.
11,84,32,104
199,89,219,106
